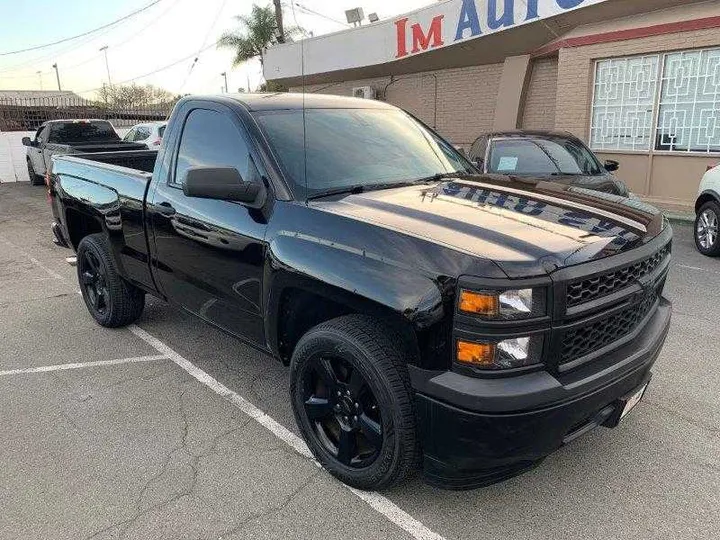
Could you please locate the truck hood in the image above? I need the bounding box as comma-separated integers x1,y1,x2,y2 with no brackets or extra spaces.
310,176,666,277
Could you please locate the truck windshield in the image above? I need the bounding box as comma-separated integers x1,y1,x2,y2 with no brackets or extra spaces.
49,121,120,144
254,108,472,199
487,138,604,176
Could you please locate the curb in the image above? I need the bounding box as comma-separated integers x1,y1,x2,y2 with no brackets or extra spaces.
664,213,694,224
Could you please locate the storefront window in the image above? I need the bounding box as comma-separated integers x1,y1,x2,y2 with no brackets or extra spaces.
590,56,659,151
591,47,720,155
656,48,720,153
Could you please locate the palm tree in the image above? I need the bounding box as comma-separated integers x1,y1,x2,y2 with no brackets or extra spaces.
218,4,301,67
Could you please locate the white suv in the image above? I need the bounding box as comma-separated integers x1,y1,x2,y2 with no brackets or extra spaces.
694,164,720,256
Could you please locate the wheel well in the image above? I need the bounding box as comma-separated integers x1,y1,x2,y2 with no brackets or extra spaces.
276,288,419,365
696,192,719,213
65,208,103,250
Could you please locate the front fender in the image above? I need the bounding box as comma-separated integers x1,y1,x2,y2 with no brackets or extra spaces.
263,230,449,356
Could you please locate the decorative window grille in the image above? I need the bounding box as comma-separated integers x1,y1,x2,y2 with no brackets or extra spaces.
590,55,659,151
590,47,720,155
656,48,720,153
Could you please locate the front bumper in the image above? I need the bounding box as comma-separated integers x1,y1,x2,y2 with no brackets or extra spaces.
411,297,671,490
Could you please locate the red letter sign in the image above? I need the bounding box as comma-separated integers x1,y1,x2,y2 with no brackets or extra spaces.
411,15,444,54
395,18,409,58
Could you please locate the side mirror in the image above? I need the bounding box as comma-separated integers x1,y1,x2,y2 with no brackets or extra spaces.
22,137,33,147
473,157,485,171
183,166,265,207
604,159,620,172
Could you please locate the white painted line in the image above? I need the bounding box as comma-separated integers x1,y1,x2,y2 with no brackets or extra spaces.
128,324,446,540
675,263,720,275
0,354,168,377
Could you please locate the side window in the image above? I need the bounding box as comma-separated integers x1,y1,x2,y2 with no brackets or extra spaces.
173,108,251,186
469,135,488,163
36,126,47,143
135,127,151,141
123,128,136,142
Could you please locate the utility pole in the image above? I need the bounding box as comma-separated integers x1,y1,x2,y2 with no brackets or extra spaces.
52,63,62,91
100,46,112,86
221,72,228,93
36,71,43,90
273,0,285,43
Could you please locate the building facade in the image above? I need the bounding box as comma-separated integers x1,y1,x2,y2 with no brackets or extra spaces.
265,0,720,211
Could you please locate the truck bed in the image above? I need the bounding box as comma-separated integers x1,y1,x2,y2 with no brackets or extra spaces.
65,149,158,173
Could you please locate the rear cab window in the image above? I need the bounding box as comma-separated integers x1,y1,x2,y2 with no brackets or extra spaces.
48,121,120,144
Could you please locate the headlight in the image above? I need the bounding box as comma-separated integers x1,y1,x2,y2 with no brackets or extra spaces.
458,288,545,319
457,335,543,370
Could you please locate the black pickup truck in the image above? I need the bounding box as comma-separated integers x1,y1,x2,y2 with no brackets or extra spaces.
23,119,147,185
49,93,672,490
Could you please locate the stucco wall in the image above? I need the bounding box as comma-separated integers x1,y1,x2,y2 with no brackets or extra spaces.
521,56,559,130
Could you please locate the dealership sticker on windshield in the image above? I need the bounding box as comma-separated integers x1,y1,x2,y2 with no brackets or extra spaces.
497,156,518,172
620,383,648,420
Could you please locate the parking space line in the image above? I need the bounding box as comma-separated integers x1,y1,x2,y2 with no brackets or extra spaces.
675,263,720,275
128,324,446,540
0,354,169,377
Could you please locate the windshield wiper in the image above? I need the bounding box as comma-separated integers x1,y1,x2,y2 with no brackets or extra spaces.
307,184,367,200
307,173,480,200
407,171,482,184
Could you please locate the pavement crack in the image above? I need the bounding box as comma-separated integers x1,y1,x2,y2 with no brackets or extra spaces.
212,470,322,540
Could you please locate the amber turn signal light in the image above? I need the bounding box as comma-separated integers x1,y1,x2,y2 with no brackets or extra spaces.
459,290,499,315
456,340,496,367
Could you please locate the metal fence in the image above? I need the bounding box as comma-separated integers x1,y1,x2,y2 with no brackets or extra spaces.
0,96,175,131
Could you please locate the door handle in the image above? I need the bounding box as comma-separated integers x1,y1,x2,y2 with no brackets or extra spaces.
157,202,176,216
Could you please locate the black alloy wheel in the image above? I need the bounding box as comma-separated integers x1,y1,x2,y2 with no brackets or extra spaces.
290,314,419,490
76,234,145,327
302,355,383,468
79,249,110,316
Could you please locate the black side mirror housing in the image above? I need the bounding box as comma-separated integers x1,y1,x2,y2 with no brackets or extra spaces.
21,137,33,147
183,167,265,208
473,157,485,171
604,159,620,172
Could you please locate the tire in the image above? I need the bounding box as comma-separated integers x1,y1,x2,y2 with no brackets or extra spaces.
290,314,419,490
695,201,720,257
27,159,43,186
76,233,145,327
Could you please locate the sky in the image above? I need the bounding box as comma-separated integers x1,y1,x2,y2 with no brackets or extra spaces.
0,0,433,97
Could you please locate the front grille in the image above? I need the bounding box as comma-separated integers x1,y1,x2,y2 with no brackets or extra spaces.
559,292,657,364
566,244,670,307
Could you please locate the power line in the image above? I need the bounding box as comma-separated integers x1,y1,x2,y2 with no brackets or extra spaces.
76,40,220,94
177,0,229,93
292,2,351,27
0,0,170,77
0,0,163,57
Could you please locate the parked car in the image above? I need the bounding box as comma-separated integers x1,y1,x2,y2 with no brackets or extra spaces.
22,119,147,185
468,130,632,197
693,163,720,256
122,121,167,149
49,94,672,491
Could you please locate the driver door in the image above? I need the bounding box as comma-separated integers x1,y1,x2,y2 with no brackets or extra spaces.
148,104,269,347
29,125,47,175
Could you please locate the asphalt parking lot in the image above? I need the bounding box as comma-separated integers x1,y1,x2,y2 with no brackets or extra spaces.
1,182,719,540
